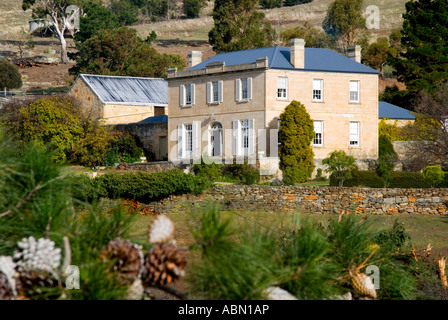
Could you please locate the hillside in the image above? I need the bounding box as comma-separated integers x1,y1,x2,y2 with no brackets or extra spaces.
0,0,410,90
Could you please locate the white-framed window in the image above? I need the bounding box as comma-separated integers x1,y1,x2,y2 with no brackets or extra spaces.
236,78,252,101
350,80,360,103
349,121,360,146
313,79,323,102
313,120,323,146
207,81,223,104
177,122,199,159
233,119,255,156
277,77,287,99
180,84,195,107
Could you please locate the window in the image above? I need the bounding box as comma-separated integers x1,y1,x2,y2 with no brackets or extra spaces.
313,79,323,101
233,119,255,156
180,84,195,107
349,122,359,146
185,124,193,156
313,121,323,146
350,80,360,103
207,81,223,104
241,120,249,153
277,77,287,99
235,78,252,101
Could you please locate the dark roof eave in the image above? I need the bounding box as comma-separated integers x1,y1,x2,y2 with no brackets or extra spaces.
269,67,380,75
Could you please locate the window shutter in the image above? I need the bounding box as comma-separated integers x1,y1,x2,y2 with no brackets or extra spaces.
249,119,255,155
191,84,195,106
235,79,241,102
247,77,252,100
180,85,185,107
177,124,185,159
233,120,241,156
218,80,223,103
192,121,199,158
207,82,212,104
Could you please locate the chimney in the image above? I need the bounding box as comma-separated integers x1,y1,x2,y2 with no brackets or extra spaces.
290,38,305,69
347,45,362,63
188,50,202,68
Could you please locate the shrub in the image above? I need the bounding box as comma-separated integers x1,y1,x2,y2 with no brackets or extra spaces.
183,0,207,18
422,165,445,188
69,169,212,203
329,170,384,188
192,158,223,182
323,150,357,187
260,0,282,9
279,100,315,185
222,163,260,185
283,0,313,6
104,131,143,165
376,136,398,187
0,59,22,89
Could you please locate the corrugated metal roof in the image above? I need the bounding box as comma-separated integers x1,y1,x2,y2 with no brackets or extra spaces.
379,101,415,120
79,74,168,106
138,115,168,124
188,47,379,75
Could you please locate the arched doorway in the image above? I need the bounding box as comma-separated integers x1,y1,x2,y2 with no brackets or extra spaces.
210,122,223,157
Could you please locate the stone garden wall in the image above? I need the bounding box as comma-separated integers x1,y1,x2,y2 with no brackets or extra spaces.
148,185,448,215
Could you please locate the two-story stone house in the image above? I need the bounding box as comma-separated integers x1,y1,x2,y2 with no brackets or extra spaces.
167,39,380,173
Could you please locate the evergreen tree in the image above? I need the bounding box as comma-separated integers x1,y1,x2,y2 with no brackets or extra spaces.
322,0,366,50
183,0,207,18
281,22,335,49
209,0,276,53
279,100,315,185
391,0,448,93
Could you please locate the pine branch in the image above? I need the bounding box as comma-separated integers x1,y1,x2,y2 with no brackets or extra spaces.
0,181,43,218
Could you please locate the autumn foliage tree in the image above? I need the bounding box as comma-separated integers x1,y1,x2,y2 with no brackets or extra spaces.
279,101,315,185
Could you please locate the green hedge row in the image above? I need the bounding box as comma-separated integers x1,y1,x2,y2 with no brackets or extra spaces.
330,170,448,188
68,169,212,203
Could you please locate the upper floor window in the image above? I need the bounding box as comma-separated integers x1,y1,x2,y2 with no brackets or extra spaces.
180,84,195,107
313,121,323,146
236,78,252,102
350,80,360,103
313,79,323,102
207,81,223,104
277,77,287,99
350,121,360,146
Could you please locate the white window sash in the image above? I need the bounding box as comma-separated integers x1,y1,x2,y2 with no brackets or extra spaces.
313,80,323,101
313,121,323,146
350,122,360,146
233,120,242,156
350,81,360,102
180,85,185,107
277,77,287,99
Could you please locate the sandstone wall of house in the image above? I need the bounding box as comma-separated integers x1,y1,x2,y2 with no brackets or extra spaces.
148,185,448,215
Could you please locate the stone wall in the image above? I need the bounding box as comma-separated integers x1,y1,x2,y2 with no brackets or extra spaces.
148,185,448,215
112,122,168,161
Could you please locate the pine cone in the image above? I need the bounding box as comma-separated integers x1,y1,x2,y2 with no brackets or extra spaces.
142,243,186,286
100,238,144,285
148,215,174,244
127,279,144,300
13,237,61,277
263,287,297,300
0,256,17,300
15,269,60,300
351,272,377,299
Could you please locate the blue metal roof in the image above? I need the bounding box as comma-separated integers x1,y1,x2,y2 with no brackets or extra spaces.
188,46,379,74
379,102,415,120
138,115,168,124
79,74,168,106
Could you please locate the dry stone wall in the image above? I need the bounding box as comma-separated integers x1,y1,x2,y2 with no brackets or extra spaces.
148,185,448,215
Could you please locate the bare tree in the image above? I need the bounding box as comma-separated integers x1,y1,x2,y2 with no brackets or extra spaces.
23,0,80,64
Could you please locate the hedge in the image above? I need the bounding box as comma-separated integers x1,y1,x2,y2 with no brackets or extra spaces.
330,170,448,188
68,169,212,203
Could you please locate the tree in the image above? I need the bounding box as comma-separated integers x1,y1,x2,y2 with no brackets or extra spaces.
109,0,139,25
322,0,366,50
70,27,184,77
74,3,121,43
281,22,335,49
22,0,85,63
279,100,315,185
376,136,398,187
283,0,312,6
209,0,276,53
259,0,282,9
391,0,448,93
183,0,207,18
322,150,356,187
362,37,398,78
422,165,445,187
0,60,22,90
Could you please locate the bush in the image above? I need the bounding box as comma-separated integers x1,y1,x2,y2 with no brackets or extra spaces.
330,170,384,187
279,100,315,185
0,60,22,89
283,0,313,6
103,131,144,166
222,163,260,185
69,169,212,203
422,165,445,188
323,150,357,187
183,0,207,18
192,158,223,182
259,0,282,9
